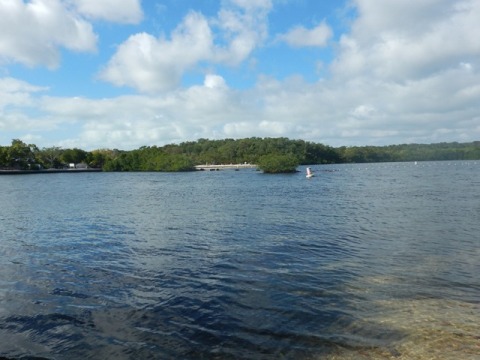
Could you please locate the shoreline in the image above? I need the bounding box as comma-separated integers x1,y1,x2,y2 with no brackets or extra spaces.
194,163,257,170
0,168,102,175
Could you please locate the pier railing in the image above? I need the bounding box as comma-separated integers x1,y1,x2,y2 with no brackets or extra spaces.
194,164,257,171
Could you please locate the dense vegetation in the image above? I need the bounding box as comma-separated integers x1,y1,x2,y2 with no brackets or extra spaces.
1,138,479,173
257,154,299,173
103,138,345,172
0,139,113,171
337,142,480,163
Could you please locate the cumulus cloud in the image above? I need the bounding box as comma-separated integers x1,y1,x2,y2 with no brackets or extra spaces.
213,0,271,65
99,0,272,93
99,12,214,93
277,21,333,48
204,74,227,89
0,77,46,116
4,57,480,150
32,74,238,148
0,0,97,69
0,78,57,135
0,77,47,96
332,0,480,81
314,0,480,145
71,0,143,24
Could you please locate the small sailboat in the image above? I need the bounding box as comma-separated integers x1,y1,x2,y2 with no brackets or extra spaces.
306,167,314,178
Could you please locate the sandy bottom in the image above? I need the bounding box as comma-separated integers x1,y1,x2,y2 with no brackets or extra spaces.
323,276,480,360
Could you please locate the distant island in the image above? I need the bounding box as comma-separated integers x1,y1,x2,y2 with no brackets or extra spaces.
1,138,479,174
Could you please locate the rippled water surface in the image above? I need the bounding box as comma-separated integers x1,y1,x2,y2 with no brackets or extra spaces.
1,161,479,359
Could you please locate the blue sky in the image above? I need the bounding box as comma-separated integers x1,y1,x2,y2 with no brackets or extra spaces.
1,0,479,150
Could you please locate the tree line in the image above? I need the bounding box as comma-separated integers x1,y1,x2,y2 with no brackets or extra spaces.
0,139,113,170
102,138,342,172
1,138,479,172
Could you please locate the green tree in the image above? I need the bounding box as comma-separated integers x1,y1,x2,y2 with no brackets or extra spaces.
38,146,63,168
0,146,7,168
86,149,114,168
6,139,39,169
62,148,87,165
257,153,299,173
149,153,195,171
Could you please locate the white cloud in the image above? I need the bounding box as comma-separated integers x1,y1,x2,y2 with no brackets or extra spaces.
33,74,240,148
100,1,272,92
277,21,333,48
0,77,47,96
0,78,47,132
99,11,214,93
213,0,271,65
3,57,480,150
0,113,41,134
228,0,272,11
0,0,97,69
350,104,376,119
204,74,227,89
71,0,143,24
332,0,480,81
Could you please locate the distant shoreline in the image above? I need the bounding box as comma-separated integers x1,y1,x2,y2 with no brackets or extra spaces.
194,164,257,170
0,168,102,175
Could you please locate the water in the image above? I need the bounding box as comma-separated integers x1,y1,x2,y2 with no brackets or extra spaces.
0,161,479,359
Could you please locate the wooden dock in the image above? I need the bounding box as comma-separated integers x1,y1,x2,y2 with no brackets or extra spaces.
195,164,257,171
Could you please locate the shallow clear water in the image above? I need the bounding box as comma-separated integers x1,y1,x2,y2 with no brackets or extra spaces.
0,161,479,359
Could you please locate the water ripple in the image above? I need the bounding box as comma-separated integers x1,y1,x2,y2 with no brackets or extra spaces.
0,163,479,359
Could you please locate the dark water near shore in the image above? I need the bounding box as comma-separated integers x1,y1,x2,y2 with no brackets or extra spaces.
1,161,479,359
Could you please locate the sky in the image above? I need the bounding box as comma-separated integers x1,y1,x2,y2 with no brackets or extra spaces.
1,0,479,150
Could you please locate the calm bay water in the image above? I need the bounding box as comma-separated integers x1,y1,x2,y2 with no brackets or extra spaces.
0,161,479,359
